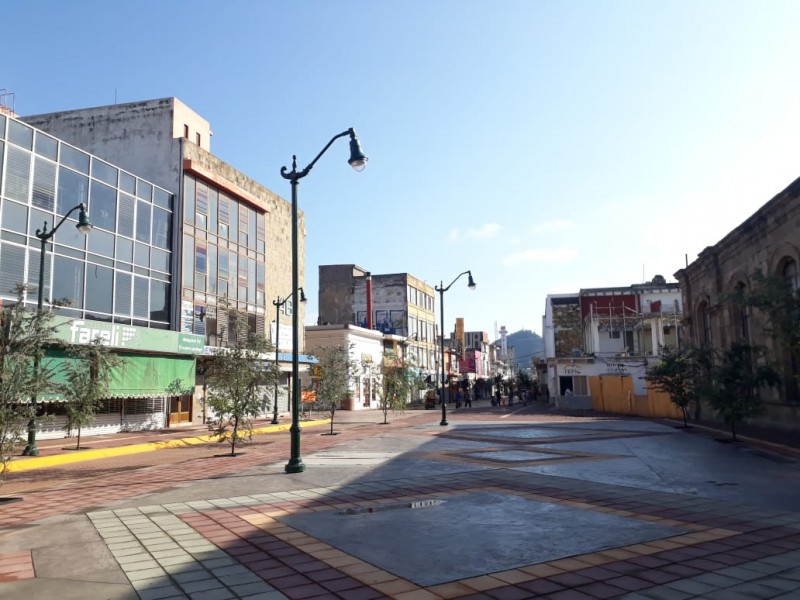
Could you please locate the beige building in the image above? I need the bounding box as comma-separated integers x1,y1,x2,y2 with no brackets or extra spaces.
675,176,800,430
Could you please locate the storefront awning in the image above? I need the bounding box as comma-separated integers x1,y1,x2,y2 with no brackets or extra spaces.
41,352,196,402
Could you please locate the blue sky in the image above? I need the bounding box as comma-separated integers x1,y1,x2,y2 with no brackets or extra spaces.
5,1,800,337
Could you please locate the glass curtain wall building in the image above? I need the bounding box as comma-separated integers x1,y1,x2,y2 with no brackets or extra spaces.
181,172,267,346
0,113,174,326
0,112,200,438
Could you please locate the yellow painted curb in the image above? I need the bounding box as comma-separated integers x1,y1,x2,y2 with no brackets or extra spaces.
7,419,330,473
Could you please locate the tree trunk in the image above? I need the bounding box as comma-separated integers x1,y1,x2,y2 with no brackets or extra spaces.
731,420,737,442
330,407,335,435
76,425,82,450
231,416,238,456
681,407,688,427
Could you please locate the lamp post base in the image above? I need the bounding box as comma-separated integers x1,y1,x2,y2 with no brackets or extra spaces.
440,402,448,426
21,445,39,457
284,459,306,473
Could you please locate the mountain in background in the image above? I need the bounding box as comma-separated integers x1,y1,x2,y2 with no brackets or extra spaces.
498,329,544,369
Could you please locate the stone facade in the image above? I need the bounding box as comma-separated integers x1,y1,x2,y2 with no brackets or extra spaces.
675,176,800,430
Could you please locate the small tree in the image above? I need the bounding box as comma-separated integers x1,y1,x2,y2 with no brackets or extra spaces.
646,344,710,427
61,339,124,450
379,350,418,425
707,342,780,441
205,315,276,455
309,345,357,435
0,286,63,484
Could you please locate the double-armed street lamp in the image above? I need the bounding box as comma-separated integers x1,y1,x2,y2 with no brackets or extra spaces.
271,287,307,425
280,128,367,474
435,270,476,427
22,203,93,456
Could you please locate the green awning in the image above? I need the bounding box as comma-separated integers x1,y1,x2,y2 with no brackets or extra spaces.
41,351,196,402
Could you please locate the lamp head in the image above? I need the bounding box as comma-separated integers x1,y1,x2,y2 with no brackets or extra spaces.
76,203,93,234
467,271,477,290
348,131,368,172
299,287,308,303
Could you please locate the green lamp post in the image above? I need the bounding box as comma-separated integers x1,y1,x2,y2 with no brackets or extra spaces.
271,287,306,425
435,270,476,427
22,203,92,456
280,128,367,473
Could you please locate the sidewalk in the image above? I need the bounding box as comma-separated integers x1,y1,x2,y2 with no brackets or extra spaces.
2,404,800,599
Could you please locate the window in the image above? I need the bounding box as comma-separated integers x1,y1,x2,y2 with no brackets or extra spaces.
92,160,118,186
32,157,56,211
117,193,135,237
150,280,169,322
85,264,113,314
5,146,31,202
699,301,712,346
7,119,33,149
0,242,25,296
60,145,90,174
34,133,58,160
196,181,208,229
136,200,151,243
133,276,149,318
735,282,750,342
196,132,201,145
57,167,88,215
1,200,28,233
115,272,131,315
184,124,189,139
53,255,85,308
783,258,798,291
152,207,170,247
89,180,117,231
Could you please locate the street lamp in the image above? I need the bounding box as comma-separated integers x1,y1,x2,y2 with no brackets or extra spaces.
280,128,367,473
271,287,306,425
22,203,92,456
435,270,476,427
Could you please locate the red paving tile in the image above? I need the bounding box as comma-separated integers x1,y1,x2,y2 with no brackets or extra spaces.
0,551,34,583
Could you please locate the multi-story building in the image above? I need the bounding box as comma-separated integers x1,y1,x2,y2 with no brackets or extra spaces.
542,278,683,409
675,176,800,431
0,111,204,437
23,98,305,425
317,264,437,380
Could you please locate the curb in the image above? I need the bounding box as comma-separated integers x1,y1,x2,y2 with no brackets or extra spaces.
6,419,331,473
664,418,800,460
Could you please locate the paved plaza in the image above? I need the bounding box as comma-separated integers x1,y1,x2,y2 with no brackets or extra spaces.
1,403,800,599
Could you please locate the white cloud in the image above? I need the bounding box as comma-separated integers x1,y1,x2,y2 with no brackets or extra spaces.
533,219,576,233
501,246,579,267
448,223,501,242
466,223,501,239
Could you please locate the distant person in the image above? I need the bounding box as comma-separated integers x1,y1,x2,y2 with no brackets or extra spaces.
455,389,463,408
464,388,472,408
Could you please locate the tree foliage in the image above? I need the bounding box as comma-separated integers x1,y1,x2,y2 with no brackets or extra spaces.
0,286,63,483
309,345,358,435
706,342,780,441
205,315,276,455
61,339,124,449
379,350,420,425
729,271,800,386
646,344,712,426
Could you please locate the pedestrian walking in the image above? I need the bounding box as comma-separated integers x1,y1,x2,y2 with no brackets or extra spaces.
464,388,472,408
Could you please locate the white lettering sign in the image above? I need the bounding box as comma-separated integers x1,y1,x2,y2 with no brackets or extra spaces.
70,320,137,347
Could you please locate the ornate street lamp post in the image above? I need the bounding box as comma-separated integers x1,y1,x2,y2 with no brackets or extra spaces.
271,287,306,425
280,129,367,473
435,270,476,427
22,203,92,456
